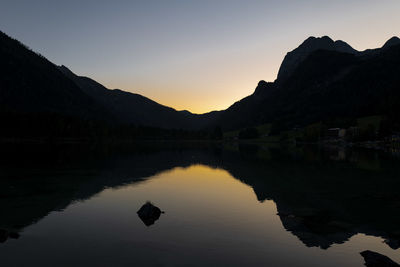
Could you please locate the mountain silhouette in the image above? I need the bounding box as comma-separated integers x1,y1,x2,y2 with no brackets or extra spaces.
1,30,399,137
277,36,357,81
58,66,219,130
0,31,110,120
0,30,220,139
382,36,400,49
217,36,400,131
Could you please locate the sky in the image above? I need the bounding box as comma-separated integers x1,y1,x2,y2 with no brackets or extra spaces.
1,0,399,113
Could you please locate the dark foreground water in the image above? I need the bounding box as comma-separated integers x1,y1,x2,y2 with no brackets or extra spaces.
0,143,399,266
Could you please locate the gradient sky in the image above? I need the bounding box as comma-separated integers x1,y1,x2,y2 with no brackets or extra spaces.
1,0,399,113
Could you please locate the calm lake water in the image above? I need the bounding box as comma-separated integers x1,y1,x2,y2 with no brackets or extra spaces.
0,143,399,266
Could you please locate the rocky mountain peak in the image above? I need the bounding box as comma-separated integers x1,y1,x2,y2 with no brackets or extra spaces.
383,36,400,49
277,36,357,80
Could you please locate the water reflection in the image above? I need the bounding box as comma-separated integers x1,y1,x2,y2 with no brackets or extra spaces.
0,229,19,243
0,143,399,266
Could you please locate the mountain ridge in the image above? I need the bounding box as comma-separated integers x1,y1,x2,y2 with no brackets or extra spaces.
277,36,358,81
1,29,399,138
217,36,400,131
0,31,111,120
382,36,400,49
58,65,220,130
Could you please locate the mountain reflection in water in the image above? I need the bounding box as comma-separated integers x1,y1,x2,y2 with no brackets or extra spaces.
0,143,399,266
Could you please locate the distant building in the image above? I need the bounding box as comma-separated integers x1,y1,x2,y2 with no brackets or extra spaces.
392,134,400,142
339,129,347,138
327,128,346,138
347,127,360,138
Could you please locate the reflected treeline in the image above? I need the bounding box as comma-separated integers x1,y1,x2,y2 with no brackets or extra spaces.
0,142,224,236
0,142,399,250
229,144,400,249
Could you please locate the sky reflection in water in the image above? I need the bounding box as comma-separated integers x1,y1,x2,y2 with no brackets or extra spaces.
0,145,399,266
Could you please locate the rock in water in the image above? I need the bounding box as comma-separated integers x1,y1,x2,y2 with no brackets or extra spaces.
137,202,163,226
8,232,20,239
0,229,8,243
361,250,400,267
0,229,20,243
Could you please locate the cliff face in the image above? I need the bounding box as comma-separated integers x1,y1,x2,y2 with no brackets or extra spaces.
217,36,400,131
277,36,357,81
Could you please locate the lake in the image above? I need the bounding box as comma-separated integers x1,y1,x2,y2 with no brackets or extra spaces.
0,143,399,266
